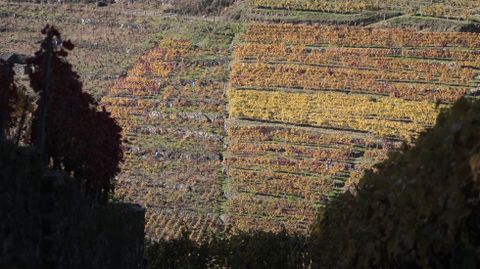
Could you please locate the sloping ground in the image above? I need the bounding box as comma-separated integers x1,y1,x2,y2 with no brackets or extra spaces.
0,1,168,98
224,23,480,233
102,20,480,239
224,119,401,232
239,5,403,25
102,23,236,240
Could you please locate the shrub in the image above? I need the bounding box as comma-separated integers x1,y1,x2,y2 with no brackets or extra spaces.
28,26,122,200
0,60,19,140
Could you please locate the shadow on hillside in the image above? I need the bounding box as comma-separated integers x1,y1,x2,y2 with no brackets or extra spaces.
311,97,480,268
146,98,480,269
0,141,145,269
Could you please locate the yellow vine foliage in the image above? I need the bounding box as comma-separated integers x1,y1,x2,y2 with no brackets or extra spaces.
251,0,379,13
250,0,480,19
228,89,446,140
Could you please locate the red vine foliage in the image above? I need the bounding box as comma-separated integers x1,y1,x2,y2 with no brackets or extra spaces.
28,25,123,201
0,59,19,138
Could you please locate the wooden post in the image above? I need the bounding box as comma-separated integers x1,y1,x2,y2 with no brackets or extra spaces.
0,63,10,141
15,96,29,145
37,30,53,162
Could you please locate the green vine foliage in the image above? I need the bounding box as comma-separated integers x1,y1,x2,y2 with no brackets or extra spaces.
311,97,480,268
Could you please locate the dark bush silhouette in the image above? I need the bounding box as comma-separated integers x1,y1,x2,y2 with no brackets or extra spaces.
311,97,480,268
145,232,210,269
28,26,123,200
145,230,310,269
0,140,144,269
0,141,43,268
1,26,140,268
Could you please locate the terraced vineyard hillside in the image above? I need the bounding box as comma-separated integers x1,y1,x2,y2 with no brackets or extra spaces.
83,1,480,240
4,0,480,245
102,23,235,240
103,23,480,239
225,23,480,233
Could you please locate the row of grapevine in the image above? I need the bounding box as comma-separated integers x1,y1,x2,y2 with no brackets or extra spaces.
250,0,480,20
252,0,380,13
235,43,480,63
145,210,222,242
229,89,444,140
243,24,480,48
231,62,474,102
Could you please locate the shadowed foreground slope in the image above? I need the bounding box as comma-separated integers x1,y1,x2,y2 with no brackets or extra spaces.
312,97,480,268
